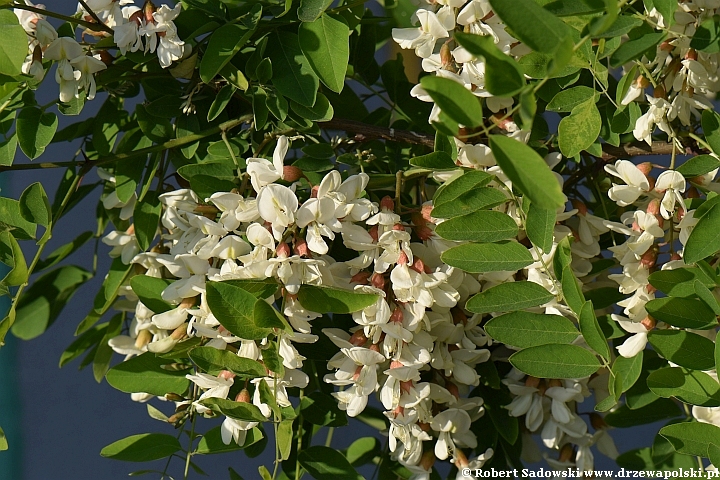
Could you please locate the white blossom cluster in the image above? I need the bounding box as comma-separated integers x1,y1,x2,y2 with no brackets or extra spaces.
391,0,625,474
620,1,720,144
13,0,184,103
100,137,497,474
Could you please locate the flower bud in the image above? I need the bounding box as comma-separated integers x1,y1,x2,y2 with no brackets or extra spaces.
310,185,320,198
446,381,460,399
369,343,382,353
420,450,436,470
686,49,698,61
368,225,379,242
219,370,236,381
589,413,608,430
397,251,409,265
525,376,540,388
640,246,658,268
350,271,371,284
636,162,653,176
276,242,291,258
390,307,404,323
410,257,426,274
283,165,303,182
636,75,650,89
646,198,661,216
670,252,682,261
452,308,467,326
571,199,588,215
653,84,666,99
440,43,453,68
135,329,152,349
293,238,310,257
392,223,405,232
165,393,185,402
415,225,434,241
235,388,251,403
349,329,368,346
390,359,404,369
129,9,143,25
641,315,656,330
380,196,394,211
452,448,468,469
659,40,674,52
170,324,187,340
547,379,562,388
559,443,575,463
421,204,434,222
370,272,385,290
143,0,156,24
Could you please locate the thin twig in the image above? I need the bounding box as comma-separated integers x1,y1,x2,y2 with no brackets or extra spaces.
77,0,113,34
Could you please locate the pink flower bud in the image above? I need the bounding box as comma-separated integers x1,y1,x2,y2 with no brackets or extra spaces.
370,272,385,290
219,370,236,381
235,389,251,403
349,330,368,347
380,196,394,211
283,165,303,182
293,238,310,257
276,242,291,258
350,271,371,284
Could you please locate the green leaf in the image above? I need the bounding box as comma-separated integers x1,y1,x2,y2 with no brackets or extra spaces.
105,352,190,396
133,191,161,251
610,32,666,67
484,311,579,348
558,98,602,158
648,367,720,407
435,210,518,242
420,76,483,128
645,297,717,330
11,265,92,340
433,170,492,205
218,279,279,299
0,11,28,76
430,187,507,219
691,15,720,53
254,300,289,331
0,134,17,167
488,0,570,55
595,15,644,39
525,202,555,252
685,203,720,264
346,437,380,466
298,14,349,93
465,281,554,314
677,154,720,178
200,398,268,422
190,175,236,201
660,422,720,458
289,92,334,122
186,347,262,378
59,322,107,368
509,344,600,379
129,276,174,314
298,446,363,480
297,0,332,22
207,84,236,122
489,135,566,210
0,197,36,239
648,266,716,298
0,231,27,287
546,86,596,113
206,281,272,340
453,32,524,96
297,285,378,314
604,398,681,427
199,11,260,83
441,241,534,273
647,330,716,371
16,107,58,160
300,391,348,427
90,257,132,318
409,152,455,170
19,182,51,227
266,31,319,107
544,0,605,16
703,109,720,155
578,301,610,361
612,351,643,393
101,433,181,462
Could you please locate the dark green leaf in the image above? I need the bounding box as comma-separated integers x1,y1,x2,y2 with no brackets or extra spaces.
101,433,181,462
298,14,349,93
297,285,378,314
441,241,534,273
266,31,319,107
466,281,554,314
484,311,579,348
420,76,483,128
435,210,518,242
509,344,600,378
105,352,190,396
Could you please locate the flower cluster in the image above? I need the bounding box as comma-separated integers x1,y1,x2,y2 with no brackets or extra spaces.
620,2,720,144
13,0,184,104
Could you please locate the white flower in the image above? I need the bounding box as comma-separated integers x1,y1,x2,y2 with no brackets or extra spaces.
604,160,650,206
392,9,449,58
69,55,106,100
633,95,671,145
246,136,289,192
256,184,299,240
655,170,686,219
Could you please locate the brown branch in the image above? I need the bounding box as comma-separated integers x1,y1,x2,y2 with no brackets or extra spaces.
600,141,677,161
319,118,435,148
